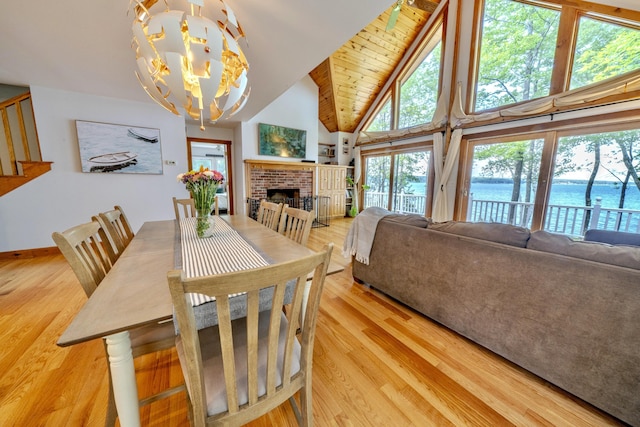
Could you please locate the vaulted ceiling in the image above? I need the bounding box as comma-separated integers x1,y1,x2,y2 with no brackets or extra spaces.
2,0,635,134
0,0,392,126
310,1,440,134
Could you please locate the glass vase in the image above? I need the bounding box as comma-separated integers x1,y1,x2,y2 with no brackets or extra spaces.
195,207,215,238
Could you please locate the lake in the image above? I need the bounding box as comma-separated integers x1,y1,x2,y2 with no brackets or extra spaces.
469,181,640,211
408,181,640,211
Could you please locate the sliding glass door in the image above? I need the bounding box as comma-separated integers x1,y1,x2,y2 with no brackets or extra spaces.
363,149,432,216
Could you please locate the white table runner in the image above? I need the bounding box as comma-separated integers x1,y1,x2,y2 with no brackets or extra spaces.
179,217,269,306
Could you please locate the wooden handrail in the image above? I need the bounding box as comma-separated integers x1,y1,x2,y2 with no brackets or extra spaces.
0,91,52,196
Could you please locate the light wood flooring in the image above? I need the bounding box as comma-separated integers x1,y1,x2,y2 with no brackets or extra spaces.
0,217,626,426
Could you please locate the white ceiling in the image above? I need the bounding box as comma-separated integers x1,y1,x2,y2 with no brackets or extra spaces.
0,0,391,125
2,0,639,128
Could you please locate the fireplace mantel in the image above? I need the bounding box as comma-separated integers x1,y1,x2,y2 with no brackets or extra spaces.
244,159,317,171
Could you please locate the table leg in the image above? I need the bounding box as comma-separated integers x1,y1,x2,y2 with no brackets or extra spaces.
105,331,141,427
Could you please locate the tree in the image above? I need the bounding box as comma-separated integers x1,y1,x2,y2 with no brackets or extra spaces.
398,41,442,128
571,16,640,89
556,131,640,231
365,156,391,193
474,139,543,223
367,99,392,132
473,0,640,231
394,152,428,194
475,0,560,111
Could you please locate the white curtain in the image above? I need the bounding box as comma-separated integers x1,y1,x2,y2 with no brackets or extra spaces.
431,129,462,222
353,146,361,184
451,68,640,127
357,93,448,145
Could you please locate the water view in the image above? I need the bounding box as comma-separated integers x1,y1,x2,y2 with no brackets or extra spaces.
395,179,640,235
469,181,640,211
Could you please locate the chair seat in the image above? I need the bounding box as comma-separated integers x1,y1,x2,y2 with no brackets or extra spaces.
176,310,301,416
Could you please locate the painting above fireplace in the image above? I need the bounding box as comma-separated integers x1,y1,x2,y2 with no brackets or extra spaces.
258,123,306,158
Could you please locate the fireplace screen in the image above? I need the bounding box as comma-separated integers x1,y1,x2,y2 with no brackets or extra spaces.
246,196,329,227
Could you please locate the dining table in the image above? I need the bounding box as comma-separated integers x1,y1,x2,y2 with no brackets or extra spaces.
57,214,343,427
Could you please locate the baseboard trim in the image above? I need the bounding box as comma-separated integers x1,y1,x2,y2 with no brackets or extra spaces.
0,246,60,260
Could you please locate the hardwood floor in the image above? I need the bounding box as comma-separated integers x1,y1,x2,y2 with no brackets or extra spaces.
0,217,625,426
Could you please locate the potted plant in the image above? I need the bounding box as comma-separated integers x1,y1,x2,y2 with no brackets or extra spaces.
346,176,369,217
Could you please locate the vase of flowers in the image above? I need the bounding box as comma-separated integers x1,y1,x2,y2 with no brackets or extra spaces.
177,166,224,238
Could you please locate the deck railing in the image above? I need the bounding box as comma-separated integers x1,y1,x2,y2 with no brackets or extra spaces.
364,192,640,237
469,195,640,237
364,192,427,215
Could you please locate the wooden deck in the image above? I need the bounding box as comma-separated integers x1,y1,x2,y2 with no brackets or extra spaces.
0,217,624,426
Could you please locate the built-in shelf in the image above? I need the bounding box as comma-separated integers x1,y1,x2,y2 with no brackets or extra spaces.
318,142,335,158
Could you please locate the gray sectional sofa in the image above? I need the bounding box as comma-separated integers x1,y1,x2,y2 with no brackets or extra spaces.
352,216,640,426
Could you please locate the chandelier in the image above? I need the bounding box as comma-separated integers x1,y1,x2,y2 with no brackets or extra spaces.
129,0,250,129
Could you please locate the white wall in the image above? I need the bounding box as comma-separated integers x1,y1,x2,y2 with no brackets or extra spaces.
235,75,320,214
318,121,331,145
186,123,235,141
241,75,319,161
0,76,322,251
0,87,188,252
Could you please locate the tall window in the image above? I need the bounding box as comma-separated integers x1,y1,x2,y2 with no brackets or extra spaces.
366,99,392,132
462,125,640,236
570,15,640,89
398,26,443,128
364,17,444,133
549,129,640,235
466,138,543,227
363,150,431,215
473,0,640,113
474,0,560,111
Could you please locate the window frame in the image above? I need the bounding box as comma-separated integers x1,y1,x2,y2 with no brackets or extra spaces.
362,13,446,134
467,0,640,115
397,22,444,129
455,111,640,232
362,141,435,217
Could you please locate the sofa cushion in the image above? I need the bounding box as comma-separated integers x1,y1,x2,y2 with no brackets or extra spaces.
584,229,640,247
428,221,531,247
381,214,430,228
528,230,640,270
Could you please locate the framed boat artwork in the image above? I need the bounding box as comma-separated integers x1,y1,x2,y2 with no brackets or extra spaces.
75,120,163,174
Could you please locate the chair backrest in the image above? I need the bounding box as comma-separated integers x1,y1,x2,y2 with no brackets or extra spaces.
256,200,285,230
52,221,115,297
94,205,134,257
168,243,333,426
173,196,219,220
278,206,314,246
173,197,196,220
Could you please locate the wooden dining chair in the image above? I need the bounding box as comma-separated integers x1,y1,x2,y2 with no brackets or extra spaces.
173,196,196,219
173,196,219,220
94,205,135,257
256,200,285,230
168,243,333,427
278,206,315,247
52,220,183,427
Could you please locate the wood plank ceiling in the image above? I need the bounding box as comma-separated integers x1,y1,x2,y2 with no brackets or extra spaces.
310,1,439,133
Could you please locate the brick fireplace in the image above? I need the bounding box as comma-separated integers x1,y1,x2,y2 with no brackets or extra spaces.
244,160,329,226
245,160,315,199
